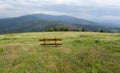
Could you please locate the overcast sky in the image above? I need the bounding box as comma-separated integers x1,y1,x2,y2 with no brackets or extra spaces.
0,0,120,23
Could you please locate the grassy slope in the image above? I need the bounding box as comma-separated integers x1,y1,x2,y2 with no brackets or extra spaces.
0,32,120,73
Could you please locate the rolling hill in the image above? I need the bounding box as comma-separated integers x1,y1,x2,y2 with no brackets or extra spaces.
0,14,119,33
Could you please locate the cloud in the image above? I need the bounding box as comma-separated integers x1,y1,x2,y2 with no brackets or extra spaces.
90,0,120,7
100,16,120,20
1,0,120,7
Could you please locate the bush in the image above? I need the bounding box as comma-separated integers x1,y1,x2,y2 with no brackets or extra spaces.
95,40,100,43
2,38,10,40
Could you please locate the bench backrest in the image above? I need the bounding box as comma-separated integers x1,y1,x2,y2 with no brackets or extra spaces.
39,38,62,46
39,38,62,41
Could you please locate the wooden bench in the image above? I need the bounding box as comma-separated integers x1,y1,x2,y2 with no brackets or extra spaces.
39,38,62,47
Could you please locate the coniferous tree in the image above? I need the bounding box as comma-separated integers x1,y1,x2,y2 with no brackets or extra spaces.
100,29,104,32
82,28,85,32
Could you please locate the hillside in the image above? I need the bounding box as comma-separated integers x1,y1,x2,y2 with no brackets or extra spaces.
0,14,119,33
0,32,120,73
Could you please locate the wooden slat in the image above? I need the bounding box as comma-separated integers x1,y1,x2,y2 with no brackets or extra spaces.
41,43,62,45
39,38,62,41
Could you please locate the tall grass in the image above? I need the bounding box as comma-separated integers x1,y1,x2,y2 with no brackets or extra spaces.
0,32,120,73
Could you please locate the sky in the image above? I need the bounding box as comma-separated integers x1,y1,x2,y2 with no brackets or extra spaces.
0,0,120,24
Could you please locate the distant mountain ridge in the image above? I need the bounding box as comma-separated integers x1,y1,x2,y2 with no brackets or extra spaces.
0,14,119,33
30,14,99,25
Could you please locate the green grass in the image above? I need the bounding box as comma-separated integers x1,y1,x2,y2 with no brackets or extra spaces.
0,32,120,73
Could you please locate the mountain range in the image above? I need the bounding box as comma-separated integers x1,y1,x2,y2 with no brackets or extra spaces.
0,14,120,33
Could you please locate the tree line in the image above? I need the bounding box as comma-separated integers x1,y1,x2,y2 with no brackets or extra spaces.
46,27,105,32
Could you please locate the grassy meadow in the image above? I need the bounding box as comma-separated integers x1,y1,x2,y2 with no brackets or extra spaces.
0,32,120,73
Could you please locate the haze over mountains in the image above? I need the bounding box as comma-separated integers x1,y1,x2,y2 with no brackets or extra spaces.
0,14,120,33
